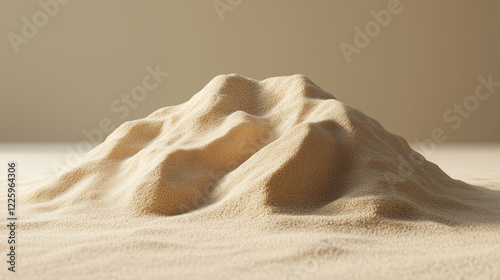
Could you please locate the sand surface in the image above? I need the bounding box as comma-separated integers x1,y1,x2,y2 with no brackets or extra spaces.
1,74,500,279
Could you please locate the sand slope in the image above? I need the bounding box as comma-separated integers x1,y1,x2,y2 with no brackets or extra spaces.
3,74,500,279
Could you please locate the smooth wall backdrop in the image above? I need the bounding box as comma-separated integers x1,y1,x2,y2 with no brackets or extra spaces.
1,0,499,143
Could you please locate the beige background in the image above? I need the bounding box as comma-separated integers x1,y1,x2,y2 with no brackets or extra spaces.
1,0,499,143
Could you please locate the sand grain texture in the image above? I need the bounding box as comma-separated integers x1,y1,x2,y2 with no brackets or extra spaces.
2,74,500,279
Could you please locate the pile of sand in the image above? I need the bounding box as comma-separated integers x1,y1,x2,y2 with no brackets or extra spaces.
3,74,500,279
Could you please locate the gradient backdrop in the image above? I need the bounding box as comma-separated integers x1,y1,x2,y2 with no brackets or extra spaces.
1,0,499,143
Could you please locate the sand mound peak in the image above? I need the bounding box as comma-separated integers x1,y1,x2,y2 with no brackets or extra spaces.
24,75,500,224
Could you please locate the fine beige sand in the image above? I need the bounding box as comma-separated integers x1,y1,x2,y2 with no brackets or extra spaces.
2,74,500,279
